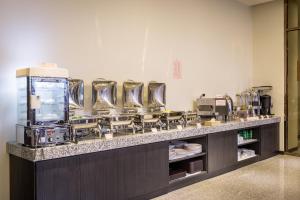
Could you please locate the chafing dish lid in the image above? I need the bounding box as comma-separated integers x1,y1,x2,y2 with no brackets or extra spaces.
148,81,166,108
69,79,84,110
122,80,144,108
92,79,117,110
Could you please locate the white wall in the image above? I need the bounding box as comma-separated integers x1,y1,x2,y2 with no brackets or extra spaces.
252,0,285,150
0,0,254,199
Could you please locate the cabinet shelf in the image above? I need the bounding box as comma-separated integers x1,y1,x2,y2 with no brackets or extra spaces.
238,154,258,162
238,139,259,147
169,171,207,184
169,152,206,164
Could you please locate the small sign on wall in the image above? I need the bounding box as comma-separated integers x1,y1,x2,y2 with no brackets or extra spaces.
173,59,182,80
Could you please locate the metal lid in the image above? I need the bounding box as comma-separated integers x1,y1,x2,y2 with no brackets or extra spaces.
69,79,84,110
122,80,144,108
148,81,166,108
92,79,117,111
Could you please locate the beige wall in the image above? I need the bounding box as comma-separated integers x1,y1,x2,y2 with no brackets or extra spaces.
252,0,285,150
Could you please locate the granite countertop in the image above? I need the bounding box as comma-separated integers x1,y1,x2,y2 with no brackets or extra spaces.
7,117,280,162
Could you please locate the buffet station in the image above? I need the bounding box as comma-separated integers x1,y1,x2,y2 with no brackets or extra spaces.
8,65,280,200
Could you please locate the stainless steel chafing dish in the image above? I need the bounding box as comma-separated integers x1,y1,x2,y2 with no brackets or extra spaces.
122,80,144,111
148,81,166,111
92,79,117,114
69,116,100,142
160,111,185,130
183,111,198,127
134,113,163,133
99,114,136,135
69,79,84,115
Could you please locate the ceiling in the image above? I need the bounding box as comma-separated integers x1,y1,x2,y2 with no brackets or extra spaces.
236,0,275,6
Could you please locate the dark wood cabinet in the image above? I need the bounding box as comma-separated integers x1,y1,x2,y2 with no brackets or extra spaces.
223,131,238,167
35,156,81,200
80,149,119,200
207,131,237,172
10,156,35,200
10,142,168,200
10,123,280,200
116,142,169,199
80,142,169,200
260,123,279,158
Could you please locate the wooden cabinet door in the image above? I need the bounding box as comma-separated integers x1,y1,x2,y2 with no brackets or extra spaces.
223,131,237,168
117,142,169,199
260,123,279,158
80,142,169,200
208,131,237,172
35,156,81,200
80,149,119,200
10,155,35,200
208,132,225,172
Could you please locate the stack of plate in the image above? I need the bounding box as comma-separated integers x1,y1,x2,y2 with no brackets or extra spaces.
170,140,187,148
169,143,203,161
238,148,255,160
184,143,202,154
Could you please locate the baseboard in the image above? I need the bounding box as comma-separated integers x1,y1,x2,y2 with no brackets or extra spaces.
277,151,285,155
287,147,299,153
132,188,168,200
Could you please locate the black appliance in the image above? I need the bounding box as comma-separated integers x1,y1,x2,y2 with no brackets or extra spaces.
260,95,272,115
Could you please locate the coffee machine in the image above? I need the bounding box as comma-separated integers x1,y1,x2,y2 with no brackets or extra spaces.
252,86,272,115
196,94,233,122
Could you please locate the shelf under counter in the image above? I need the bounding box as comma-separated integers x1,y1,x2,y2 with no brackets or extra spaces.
238,139,259,147
169,171,208,184
238,154,259,162
169,152,206,164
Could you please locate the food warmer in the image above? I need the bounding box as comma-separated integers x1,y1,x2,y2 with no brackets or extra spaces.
16,65,70,147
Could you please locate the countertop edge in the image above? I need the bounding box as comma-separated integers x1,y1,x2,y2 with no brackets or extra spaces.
7,117,281,162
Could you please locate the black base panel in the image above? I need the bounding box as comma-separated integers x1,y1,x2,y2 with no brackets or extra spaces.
132,188,169,200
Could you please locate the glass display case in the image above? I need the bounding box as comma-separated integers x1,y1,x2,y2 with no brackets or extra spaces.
16,66,70,147
17,76,69,126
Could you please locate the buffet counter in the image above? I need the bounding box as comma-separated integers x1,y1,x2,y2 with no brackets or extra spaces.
7,116,280,162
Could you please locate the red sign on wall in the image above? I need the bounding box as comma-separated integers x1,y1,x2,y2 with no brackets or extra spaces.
173,59,182,80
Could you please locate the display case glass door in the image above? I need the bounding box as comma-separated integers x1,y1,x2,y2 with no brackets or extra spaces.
31,77,68,124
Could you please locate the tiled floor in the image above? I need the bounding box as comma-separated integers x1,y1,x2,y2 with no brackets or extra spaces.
154,155,300,200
